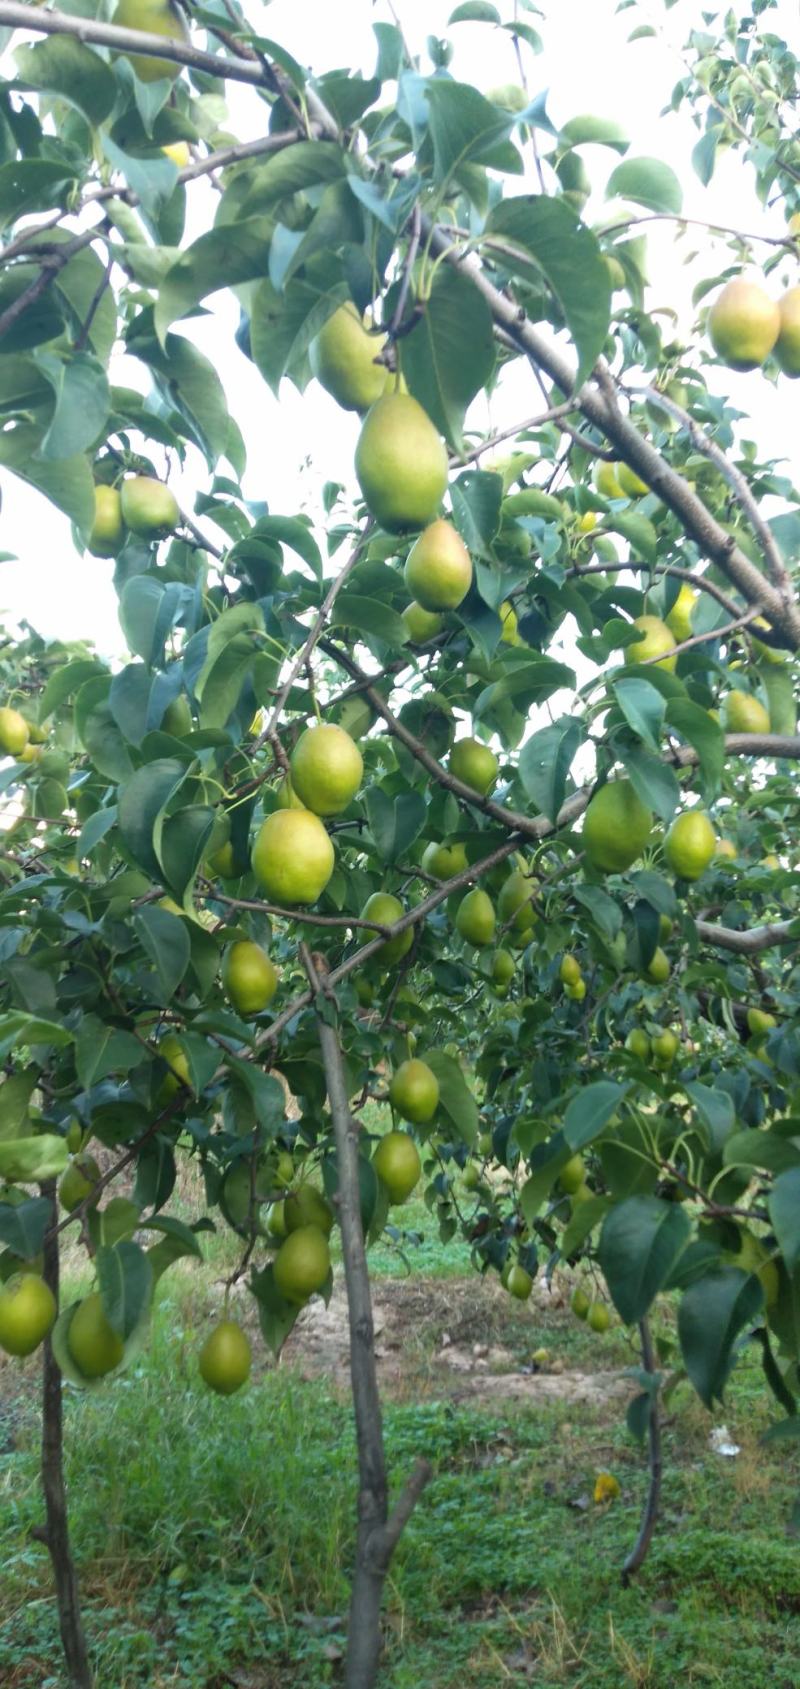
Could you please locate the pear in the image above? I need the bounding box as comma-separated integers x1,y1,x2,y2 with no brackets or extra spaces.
707,277,780,371
455,888,496,946
404,519,473,611
775,287,800,377
355,393,448,533
309,302,390,412
111,0,189,82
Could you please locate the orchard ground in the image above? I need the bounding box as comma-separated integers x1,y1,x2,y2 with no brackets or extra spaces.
1,1143,799,1689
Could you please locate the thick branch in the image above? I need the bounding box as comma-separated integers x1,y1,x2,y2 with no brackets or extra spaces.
0,1,270,85
694,918,797,955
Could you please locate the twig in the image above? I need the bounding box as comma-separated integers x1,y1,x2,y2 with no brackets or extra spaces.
203,887,394,934
73,252,113,353
0,1,279,86
0,229,100,342
387,201,422,342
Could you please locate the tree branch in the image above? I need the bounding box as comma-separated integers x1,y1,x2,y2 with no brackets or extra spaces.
302,947,431,1687
0,1,272,85
694,918,798,955
422,219,800,648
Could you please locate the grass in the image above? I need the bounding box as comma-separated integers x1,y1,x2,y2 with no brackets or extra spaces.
2,1138,800,1687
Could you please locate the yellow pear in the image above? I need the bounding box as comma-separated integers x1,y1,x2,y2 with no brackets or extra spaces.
708,277,780,371
162,140,191,167
627,614,677,672
723,690,770,734
404,519,472,611
617,463,649,497
665,582,696,642
251,810,334,905
309,302,391,412
111,0,189,82
582,780,652,874
355,393,448,532
775,287,800,377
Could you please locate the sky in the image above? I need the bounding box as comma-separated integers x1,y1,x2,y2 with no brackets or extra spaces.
0,0,799,660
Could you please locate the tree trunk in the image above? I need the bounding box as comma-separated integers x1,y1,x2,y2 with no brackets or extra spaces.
304,951,431,1689
39,1180,94,1688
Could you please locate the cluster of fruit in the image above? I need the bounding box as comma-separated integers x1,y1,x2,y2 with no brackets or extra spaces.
708,275,800,374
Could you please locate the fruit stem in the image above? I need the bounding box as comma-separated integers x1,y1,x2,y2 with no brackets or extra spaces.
39,1179,94,1688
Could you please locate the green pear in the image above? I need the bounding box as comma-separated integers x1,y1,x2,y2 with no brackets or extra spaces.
111,0,189,82
455,888,496,946
355,393,448,533
309,302,390,412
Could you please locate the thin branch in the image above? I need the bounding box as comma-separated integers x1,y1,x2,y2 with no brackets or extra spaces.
73,251,113,353
600,210,797,248
569,559,746,620
456,401,578,466
387,201,422,342
255,525,373,750
0,229,100,342
203,887,393,934
635,383,793,597
621,1317,662,1587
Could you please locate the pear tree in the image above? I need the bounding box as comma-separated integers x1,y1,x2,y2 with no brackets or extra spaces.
0,2,800,1686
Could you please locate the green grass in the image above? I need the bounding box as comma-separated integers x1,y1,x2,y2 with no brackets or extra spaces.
2,1265,800,1689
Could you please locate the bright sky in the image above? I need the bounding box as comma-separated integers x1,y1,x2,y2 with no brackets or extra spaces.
1,0,799,659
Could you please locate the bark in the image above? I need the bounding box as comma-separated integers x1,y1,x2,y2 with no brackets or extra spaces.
303,952,431,1689
39,1180,94,1688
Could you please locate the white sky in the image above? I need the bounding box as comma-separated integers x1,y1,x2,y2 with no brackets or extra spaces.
1,0,799,659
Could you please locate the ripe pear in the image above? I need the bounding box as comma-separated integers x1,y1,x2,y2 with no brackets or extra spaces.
421,839,468,878
723,690,770,734
355,393,448,533
627,614,677,672
455,887,496,946
404,519,473,611
198,1319,251,1395
665,582,696,642
0,706,30,757
251,810,335,906
775,288,800,376
708,277,780,371
111,0,189,82
309,302,390,412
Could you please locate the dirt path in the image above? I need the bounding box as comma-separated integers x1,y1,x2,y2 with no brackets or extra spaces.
280,1273,631,1407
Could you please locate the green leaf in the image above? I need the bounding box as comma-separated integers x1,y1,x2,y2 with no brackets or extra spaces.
88,1197,141,1251
0,422,94,530
40,657,105,719
770,1169,800,1273
424,1050,479,1145
560,1193,610,1256
280,179,363,288
449,2,500,19
518,717,583,822
133,905,191,1003
101,135,177,222
228,142,346,220
250,274,349,394
401,267,495,449
79,687,134,783
563,1081,628,1151
332,594,406,647
96,1240,153,1340
134,329,232,469
623,745,679,824
74,1018,145,1089
0,1014,73,1062
425,79,517,184
560,114,629,152
146,1214,205,1281
364,787,427,862
665,699,724,798
606,157,683,214
14,36,116,126
599,1196,691,1324
0,1134,68,1183
573,884,622,942
606,509,658,562
722,1130,800,1175
252,515,322,580
613,677,666,752
0,1196,51,1259
154,218,273,343
195,600,264,730
159,806,215,902
678,1269,763,1406
117,758,188,880
450,469,503,553
250,1260,303,1356
0,160,79,231
35,350,110,461
684,1082,735,1151
486,195,611,385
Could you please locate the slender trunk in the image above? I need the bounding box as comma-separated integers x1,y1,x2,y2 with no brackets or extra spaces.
622,1317,662,1587
304,951,431,1689
39,1180,94,1689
